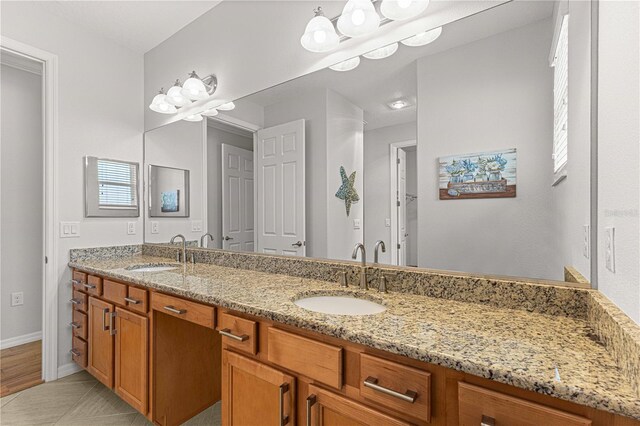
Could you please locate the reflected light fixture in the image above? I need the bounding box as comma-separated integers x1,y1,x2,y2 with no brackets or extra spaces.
329,56,361,72
183,113,203,122
363,42,398,60
217,101,236,111
337,0,380,38
165,79,192,107
202,108,219,117
148,88,177,114
401,26,442,47
301,7,340,53
380,0,429,21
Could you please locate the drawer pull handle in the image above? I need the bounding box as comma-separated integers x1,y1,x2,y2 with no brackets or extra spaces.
164,305,186,315
481,415,495,426
83,283,96,290
109,312,117,336
70,298,82,305
279,383,290,426
306,394,316,426
102,308,110,331
124,297,140,305
70,322,81,329
71,279,82,285
219,328,249,342
69,349,81,357
363,376,418,403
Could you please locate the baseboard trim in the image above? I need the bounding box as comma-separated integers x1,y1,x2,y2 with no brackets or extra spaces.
57,362,82,379
0,331,42,350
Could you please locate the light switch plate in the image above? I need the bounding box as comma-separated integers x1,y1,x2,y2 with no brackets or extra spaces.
385,218,391,227
127,222,136,235
583,225,590,259
353,219,361,229
605,227,615,273
191,221,203,232
151,221,159,234
60,222,80,238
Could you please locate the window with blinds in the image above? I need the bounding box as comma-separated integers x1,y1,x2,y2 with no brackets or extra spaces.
97,159,138,209
552,14,569,174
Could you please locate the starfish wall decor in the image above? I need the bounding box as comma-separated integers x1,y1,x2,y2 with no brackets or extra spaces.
335,166,359,216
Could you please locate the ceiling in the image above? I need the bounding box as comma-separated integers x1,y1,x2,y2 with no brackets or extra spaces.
36,1,222,53
240,0,554,130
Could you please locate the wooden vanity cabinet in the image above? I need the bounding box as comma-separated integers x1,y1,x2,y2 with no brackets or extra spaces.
114,307,149,414
88,296,115,388
222,350,295,426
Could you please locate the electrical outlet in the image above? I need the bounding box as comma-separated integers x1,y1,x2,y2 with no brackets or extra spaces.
353,219,361,230
605,227,615,273
11,292,24,307
60,221,80,238
583,225,590,259
127,222,136,235
151,221,159,234
191,221,203,232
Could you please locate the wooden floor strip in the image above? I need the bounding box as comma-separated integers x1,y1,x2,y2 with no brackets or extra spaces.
0,340,43,397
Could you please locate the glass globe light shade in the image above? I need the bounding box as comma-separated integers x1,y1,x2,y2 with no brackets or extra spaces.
380,0,429,21
217,101,236,111
329,56,361,72
337,0,380,38
202,108,219,117
149,90,177,114
180,72,208,100
363,43,399,60
401,26,442,47
300,9,340,52
166,81,192,107
183,114,203,122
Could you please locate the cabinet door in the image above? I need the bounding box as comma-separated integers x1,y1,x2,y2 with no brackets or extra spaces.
115,307,148,414
88,296,115,388
306,384,410,426
222,350,295,426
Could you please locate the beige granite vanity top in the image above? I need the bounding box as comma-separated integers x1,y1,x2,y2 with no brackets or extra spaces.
69,255,640,420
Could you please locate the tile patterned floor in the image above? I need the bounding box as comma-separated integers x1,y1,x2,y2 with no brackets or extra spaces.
0,370,220,425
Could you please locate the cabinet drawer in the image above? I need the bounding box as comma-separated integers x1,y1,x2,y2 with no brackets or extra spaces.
151,292,215,329
103,279,127,305
84,275,103,296
458,382,591,426
72,271,87,292
71,336,87,369
71,290,88,313
126,286,148,314
267,328,342,389
71,310,88,340
218,311,257,355
359,353,431,422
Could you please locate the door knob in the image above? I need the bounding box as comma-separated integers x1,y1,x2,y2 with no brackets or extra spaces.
224,236,234,241
292,241,303,247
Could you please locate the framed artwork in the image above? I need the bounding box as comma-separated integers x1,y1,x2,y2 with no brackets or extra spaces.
439,148,517,200
161,190,179,212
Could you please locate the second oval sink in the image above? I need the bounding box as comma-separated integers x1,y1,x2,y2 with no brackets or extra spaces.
294,295,386,316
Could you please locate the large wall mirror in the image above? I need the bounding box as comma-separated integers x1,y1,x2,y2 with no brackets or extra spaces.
143,0,593,284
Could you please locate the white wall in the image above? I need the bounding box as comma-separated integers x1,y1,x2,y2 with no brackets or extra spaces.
144,120,206,244
326,90,364,261
206,124,253,248
144,1,509,131
1,62,43,343
364,122,417,265
597,1,640,323
550,0,592,282
1,1,144,370
417,18,563,280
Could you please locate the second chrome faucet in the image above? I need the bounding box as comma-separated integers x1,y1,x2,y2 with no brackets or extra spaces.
352,240,387,291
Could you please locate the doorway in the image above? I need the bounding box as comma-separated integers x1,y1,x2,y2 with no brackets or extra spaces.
390,140,418,267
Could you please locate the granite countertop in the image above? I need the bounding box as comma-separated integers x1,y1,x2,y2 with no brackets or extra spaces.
69,255,640,420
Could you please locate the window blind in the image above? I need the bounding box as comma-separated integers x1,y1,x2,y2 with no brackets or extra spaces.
97,159,138,209
552,15,569,173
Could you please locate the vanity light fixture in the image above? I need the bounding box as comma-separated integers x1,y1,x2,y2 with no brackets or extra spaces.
183,113,204,122
202,108,219,117
329,56,361,72
301,7,340,53
363,42,398,59
401,26,442,47
217,101,236,111
165,80,192,107
180,71,218,101
149,88,177,114
337,0,380,38
380,0,429,21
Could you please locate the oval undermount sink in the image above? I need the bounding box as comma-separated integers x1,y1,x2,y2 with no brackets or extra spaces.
125,264,179,272
294,295,386,316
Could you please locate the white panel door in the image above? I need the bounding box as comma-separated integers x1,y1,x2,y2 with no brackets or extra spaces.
256,119,305,256
222,144,254,252
397,149,407,266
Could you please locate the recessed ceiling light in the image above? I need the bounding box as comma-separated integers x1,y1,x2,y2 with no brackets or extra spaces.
388,99,410,110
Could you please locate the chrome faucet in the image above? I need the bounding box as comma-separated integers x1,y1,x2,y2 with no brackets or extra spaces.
374,240,386,263
170,234,186,263
351,243,368,290
200,233,214,248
